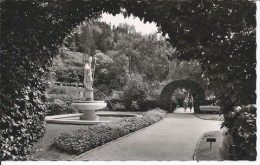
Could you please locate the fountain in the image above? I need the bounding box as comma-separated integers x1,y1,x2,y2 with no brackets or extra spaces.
46,56,140,125
71,56,106,121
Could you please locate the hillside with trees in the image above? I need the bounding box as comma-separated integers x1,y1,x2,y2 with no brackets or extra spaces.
50,20,204,99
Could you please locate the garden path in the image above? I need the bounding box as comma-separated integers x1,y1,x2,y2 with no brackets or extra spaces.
75,108,221,160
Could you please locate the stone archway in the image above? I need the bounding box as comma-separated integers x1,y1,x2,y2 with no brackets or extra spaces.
160,79,206,113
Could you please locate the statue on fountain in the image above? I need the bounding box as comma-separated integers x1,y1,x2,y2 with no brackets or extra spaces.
84,56,93,89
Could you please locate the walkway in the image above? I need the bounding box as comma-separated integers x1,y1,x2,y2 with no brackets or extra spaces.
75,108,221,161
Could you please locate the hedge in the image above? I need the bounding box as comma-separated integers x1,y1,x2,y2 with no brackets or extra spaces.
52,109,167,155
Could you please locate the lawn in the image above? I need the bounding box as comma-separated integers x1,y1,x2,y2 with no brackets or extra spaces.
194,131,222,161
28,124,87,160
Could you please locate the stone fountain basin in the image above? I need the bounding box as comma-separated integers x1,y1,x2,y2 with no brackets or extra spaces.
45,112,141,125
71,101,107,111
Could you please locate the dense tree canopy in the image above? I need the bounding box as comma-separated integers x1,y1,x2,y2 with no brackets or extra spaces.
1,0,256,160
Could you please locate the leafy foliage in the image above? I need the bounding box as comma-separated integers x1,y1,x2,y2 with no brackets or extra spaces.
94,52,128,94
52,109,167,155
45,99,77,116
123,75,148,110
221,105,256,160
112,102,126,111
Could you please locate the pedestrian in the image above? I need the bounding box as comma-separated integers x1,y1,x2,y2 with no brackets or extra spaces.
188,97,193,112
183,97,188,112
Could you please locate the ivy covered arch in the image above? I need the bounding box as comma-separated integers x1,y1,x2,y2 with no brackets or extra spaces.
160,79,206,113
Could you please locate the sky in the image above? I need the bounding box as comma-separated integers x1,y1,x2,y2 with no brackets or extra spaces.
100,13,158,35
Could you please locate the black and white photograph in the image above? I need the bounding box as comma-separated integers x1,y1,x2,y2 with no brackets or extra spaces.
0,0,258,164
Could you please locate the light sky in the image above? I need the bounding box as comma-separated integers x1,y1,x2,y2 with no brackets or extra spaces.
100,13,158,35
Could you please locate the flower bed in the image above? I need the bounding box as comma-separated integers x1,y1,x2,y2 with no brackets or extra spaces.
52,108,167,155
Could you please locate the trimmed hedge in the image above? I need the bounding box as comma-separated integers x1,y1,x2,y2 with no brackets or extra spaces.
137,99,159,111
52,109,167,155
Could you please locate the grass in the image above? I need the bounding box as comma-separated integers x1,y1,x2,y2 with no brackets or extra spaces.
28,124,87,160
194,131,222,161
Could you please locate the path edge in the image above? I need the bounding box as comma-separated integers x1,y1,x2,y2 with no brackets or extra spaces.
193,133,203,161
193,113,221,121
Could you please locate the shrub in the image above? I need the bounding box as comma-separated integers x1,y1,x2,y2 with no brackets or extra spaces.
130,101,140,111
47,93,82,104
137,99,159,112
47,86,67,94
46,99,77,116
109,99,124,104
52,108,167,154
123,77,148,110
112,102,126,111
105,99,125,111
220,105,256,160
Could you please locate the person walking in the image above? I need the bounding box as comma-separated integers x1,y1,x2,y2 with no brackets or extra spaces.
188,97,193,112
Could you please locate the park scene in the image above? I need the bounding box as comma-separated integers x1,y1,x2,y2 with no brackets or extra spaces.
1,0,257,162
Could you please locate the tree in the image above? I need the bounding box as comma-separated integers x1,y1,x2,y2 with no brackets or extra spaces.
114,25,142,76
94,52,128,94
93,21,113,52
135,35,172,83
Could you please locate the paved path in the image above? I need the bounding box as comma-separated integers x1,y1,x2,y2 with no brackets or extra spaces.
76,108,221,161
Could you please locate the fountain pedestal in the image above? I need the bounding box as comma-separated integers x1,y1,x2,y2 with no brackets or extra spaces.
71,89,106,121
84,88,94,101
81,110,99,121
71,100,107,121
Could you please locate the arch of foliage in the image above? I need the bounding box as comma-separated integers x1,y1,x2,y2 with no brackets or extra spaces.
1,0,256,160
160,79,206,113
